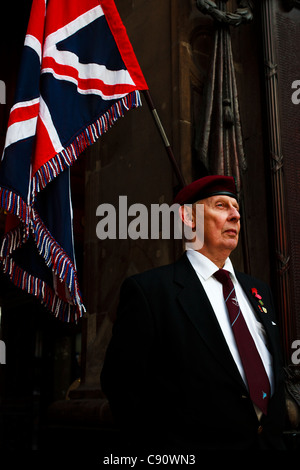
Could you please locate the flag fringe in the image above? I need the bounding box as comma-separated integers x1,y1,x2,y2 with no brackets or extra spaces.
0,188,30,235
0,217,85,322
31,207,83,309
32,90,142,196
0,90,142,322
1,256,83,322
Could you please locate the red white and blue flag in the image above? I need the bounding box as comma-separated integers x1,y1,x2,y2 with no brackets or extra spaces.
0,0,148,321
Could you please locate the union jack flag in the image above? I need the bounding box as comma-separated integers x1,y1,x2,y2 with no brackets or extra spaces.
0,0,148,322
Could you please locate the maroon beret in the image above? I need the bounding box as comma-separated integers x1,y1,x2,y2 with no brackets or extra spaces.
173,175,238,205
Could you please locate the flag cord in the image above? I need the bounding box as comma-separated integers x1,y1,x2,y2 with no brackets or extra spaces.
142,90,186,189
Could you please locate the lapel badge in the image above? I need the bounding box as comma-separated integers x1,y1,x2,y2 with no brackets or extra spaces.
251,288,267,313
251,287,261,299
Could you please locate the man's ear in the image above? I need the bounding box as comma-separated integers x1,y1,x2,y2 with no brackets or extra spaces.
178,204,195,228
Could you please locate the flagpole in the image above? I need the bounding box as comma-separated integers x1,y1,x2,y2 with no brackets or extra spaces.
142,90,186,189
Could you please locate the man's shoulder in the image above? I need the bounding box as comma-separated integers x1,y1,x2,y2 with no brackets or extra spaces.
124,253,188,288
129,259,177,284
117,260,178,305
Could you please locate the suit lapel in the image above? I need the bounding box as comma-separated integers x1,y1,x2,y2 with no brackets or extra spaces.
235,271,277,348
174,254,246,389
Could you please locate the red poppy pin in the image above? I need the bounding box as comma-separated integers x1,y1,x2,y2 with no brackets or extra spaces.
251,288,268,313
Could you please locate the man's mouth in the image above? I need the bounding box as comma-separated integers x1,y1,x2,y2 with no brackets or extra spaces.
224,229,238,236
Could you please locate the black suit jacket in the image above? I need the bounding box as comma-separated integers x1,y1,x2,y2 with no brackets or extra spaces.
101,253,286,451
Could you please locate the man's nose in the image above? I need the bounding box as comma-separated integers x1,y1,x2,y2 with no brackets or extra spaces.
229,207,240,221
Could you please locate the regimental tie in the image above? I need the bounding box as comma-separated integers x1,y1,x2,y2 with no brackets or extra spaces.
214,269,270,415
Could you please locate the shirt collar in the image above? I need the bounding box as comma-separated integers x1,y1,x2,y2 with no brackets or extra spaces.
186,249,236,282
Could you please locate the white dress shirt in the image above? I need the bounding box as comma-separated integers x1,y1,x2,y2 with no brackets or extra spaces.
186,249,274,401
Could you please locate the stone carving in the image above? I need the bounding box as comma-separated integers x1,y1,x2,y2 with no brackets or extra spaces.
283,0,300,10
196,0,254,26
194,0,252,193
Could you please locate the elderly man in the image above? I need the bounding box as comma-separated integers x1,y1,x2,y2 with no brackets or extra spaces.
101,175,286,452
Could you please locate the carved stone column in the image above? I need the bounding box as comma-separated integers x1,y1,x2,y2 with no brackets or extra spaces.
260,0,294,362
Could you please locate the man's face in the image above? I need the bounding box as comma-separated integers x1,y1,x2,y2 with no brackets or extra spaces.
194,195,240,262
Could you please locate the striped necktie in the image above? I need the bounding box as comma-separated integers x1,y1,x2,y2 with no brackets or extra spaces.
214,268,270,415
